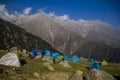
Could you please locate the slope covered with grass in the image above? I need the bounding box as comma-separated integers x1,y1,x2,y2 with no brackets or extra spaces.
0,50,120,80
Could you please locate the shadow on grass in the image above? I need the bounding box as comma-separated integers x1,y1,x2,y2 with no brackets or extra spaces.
86,66,90,69
20,59,27,66
83,77,87,80
114,75,120,80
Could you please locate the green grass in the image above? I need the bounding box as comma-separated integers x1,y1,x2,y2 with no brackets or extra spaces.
0,50,120,79
0,50,9,57
101,63,120,75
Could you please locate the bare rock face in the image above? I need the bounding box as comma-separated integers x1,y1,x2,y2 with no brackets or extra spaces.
85,69,116,80
59,61,71,68
69,70,83,80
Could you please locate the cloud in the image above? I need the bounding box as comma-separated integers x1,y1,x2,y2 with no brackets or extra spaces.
49,12,69,20
0,4,7,12
23,7,32,15
0,4,14,21
37,7,47,13
79,19,86,22
0,4,8,17
0,4,28,22
57,15,69,20
0,4,33,22
14,11,18,15
0,4,70,22
49,12,56,17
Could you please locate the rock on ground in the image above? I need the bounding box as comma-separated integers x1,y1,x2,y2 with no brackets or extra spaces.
42,56,53,63
35,54,42,59
85,69,116,80
33,72,40,78
59,61,71,68
69,70,83,80
43,62,55,71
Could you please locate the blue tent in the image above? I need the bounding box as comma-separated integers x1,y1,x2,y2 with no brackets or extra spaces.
52,52,60,58
71,55,80,62
64,54,71,61
32,49,45,58
32,49,37,57
88,58,94,62
45,50,51,56
90,63,100,70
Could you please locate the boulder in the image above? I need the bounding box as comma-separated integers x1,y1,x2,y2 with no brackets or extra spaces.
42,56,54,63
35,54,42,59
22,49,27,54
85,69,116,80
43,62,55,71
33,72,40,78
59,61,71,68
69,70,83,80
22,49,28,57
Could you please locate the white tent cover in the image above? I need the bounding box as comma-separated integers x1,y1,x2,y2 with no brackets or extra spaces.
0,52,21,67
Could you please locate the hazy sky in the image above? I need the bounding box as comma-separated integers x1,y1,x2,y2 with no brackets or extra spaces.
0,0,120,28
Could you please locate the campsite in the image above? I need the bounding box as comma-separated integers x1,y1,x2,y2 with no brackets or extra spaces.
0,0,120,79
0,49,120,80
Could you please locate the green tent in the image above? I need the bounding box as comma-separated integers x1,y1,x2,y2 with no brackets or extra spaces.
101,60,108,65
58,55,64,59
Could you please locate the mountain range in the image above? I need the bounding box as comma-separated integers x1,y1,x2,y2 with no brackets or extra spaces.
0,12,120,62
14,12,120,62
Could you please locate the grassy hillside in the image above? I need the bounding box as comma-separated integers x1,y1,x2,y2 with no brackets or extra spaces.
0,50,120,80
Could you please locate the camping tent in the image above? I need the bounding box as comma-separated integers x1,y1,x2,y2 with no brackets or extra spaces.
101,60,108,66
88,58,94,62
0,52,21,67
90,63,100,70
10,47,18,55
32,49,45,58
45,50,51,56
71,55,80,62
52,52,60,58
58,55,64,59
32,49,38,57
64,54,71,61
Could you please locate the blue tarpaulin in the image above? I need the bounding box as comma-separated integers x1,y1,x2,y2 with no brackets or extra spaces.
90,63,100,70
32,50,37,57
45,50,51,56
71,55,80,62
88,58,94,62
64,54,71,61
32,49,45,57
52,52,60,58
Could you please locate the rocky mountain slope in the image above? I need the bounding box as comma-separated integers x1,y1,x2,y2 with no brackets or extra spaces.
15,12,120,62
0,18,59,52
